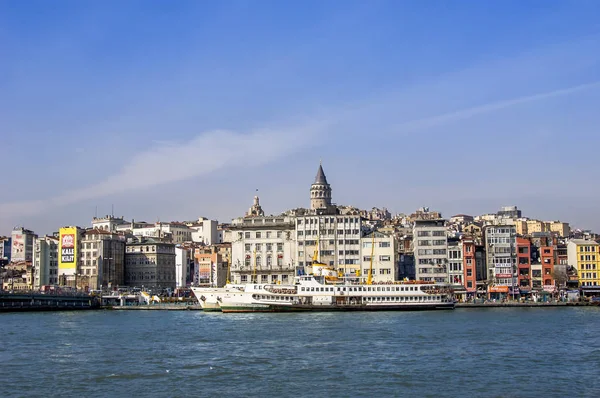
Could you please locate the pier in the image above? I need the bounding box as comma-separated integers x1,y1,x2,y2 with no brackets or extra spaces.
0,292,100,312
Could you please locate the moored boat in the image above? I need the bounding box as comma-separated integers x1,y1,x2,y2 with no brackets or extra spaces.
217,275,454,313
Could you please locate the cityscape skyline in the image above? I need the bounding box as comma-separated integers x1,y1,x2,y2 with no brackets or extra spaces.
2,1,600,234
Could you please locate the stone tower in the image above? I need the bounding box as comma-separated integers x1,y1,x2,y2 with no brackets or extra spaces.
310,162,332,210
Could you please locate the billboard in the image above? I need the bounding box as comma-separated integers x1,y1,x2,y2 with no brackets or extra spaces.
11,234,25,262
59,227,78,276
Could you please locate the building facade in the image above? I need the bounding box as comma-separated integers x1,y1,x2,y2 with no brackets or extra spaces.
516,237,531,295
230,213,296,284
360,231,395,282
484,225,517,295
33,235,59,288
194,244,230,287
11,227,37,263
413,219,448,283
566,239,600,287
125,238,176,289
462,236,477,296
78,229,126,290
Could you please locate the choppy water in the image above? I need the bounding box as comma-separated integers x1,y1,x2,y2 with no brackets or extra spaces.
1,308,599,397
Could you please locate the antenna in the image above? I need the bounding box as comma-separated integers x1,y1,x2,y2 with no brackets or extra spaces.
111,204,114,217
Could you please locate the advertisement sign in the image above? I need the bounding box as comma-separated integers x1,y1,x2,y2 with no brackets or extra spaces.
59,227,78,276
495,273,512,278
489,286,509,293
11,234,25,262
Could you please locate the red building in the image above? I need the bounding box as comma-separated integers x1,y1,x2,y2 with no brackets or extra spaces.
540,245,555,289
462,236,477,297
517,237,531,295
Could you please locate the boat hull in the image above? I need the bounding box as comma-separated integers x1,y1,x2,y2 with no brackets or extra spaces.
219,302,455,313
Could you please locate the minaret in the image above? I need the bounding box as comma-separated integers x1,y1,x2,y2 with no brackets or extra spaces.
310,161,332,210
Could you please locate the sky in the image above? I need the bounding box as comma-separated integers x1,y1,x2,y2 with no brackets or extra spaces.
1,0,600,235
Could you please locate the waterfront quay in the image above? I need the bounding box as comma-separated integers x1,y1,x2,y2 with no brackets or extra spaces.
0,291,100,312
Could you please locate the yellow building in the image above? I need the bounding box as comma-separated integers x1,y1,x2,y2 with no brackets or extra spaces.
567,239,600,286
548,221,570,237
526,220,549,234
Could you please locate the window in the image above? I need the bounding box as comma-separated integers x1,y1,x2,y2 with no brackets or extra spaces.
256,244,262,251
245,244,251,251
379,242,390,248
266,244,273,251
256,232,261,239
379,255,391,261
277,231,282,238
266,231,272,238
277,243,283,251
267,256,272,266
245,232,250,239
467,269,472,277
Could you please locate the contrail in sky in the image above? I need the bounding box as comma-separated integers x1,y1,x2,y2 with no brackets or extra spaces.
399,80,600,131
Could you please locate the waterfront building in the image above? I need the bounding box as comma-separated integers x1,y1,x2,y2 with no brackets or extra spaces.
360,231,395,282
540,245,556,290
2,261,33,290
462,236,477,296
516,237,532,296
484,225,517,297
11,227,37,263
194,244,230,287
58,226,85,288
230,205,296,284
413,219,448,283
566,239,600,287
125,238,176,289
78,229,126,290
175,244,197,288
447,239,466,300
33,235,59,288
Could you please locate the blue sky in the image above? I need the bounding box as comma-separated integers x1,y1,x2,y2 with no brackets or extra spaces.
1,0,600,234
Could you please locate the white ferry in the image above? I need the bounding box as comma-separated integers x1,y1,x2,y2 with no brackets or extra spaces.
216,274,454,313
190,284,245,311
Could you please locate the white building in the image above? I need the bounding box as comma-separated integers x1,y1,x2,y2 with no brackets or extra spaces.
116,221,192,244
11,227,37,263
413,219,448,283
188,217,219,245
230,211,296,284
175,245,190,288
360,231,395,282
484,225,517,289
33,235,59,287
91,215,129,232
447,240,463,286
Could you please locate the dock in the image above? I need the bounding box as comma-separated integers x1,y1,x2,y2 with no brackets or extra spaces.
0,292,100,312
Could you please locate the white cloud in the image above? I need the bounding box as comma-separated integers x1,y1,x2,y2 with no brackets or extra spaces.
0,121,327,221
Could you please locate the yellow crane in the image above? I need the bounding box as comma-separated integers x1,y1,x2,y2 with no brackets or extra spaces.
367,232,375,285
226,250,231,285
252,248,257,283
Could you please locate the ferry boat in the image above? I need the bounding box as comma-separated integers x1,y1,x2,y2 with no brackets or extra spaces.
190,284,244,311
217,275,454,312
194,230,454,312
